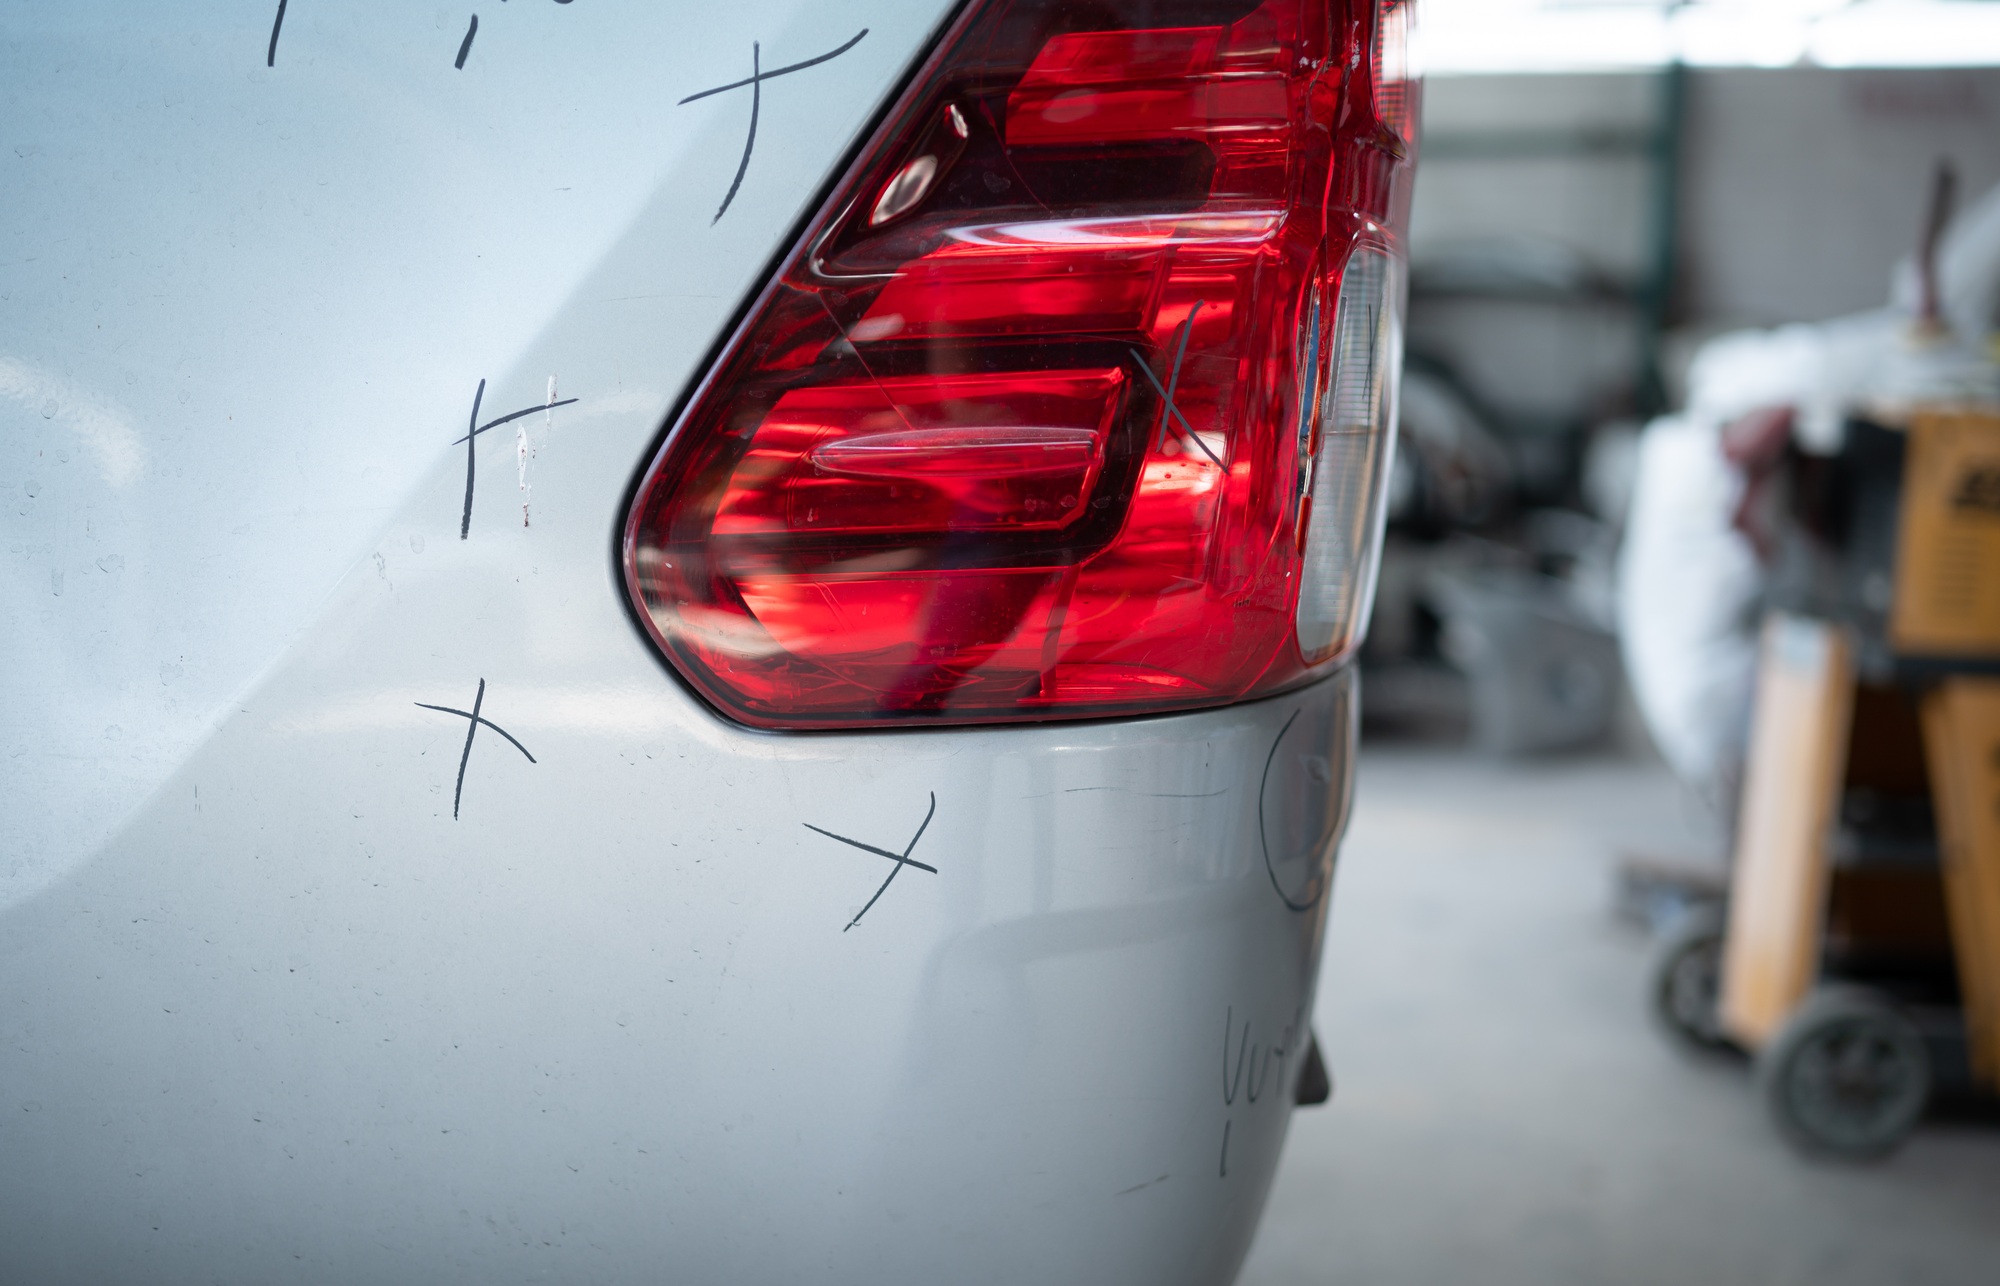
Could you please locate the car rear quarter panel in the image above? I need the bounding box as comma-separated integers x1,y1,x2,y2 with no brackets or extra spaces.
0,3,1359,1282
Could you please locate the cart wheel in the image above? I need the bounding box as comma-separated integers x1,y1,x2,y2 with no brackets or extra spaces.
1757,988,1930,1159
1648,906,1731,1053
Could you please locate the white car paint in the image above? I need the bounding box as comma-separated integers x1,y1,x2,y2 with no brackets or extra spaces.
1,3,1360,1281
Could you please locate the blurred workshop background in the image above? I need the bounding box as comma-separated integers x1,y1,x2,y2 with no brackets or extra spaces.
1243,2,2000,1282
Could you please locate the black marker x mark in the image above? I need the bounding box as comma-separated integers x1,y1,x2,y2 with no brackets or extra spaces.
1128,301,1225,467
455,378,579,539
679,29,869,224
804,791,936,932
417,677,537,820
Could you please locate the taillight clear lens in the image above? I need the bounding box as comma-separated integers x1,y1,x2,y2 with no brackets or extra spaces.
1296,246,1401,662
624,0,1416,729
1374,0,1420,153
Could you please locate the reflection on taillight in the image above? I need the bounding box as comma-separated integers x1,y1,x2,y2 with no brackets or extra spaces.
624,0,1417,729
1374,0,1420,155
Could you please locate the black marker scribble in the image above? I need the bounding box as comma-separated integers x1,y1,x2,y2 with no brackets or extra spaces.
267,0,288,67
1223,1005,1250,1106
1218,1001,1305,1178
1129,301,1224,467
459,380,486,539
416,677,536,820
267,1,579,72
1246,1042,1276,1103
804,790,936,931
1258,707,1327,912
454,379,579,539
679,28,869,224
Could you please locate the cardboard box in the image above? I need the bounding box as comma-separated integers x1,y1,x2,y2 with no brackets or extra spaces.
1891,412,2000,657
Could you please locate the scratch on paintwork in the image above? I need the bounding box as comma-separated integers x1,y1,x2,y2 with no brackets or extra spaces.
518,374,556,528
455,379,577,539
1115,1174,1171,1196
1059,786,1229,798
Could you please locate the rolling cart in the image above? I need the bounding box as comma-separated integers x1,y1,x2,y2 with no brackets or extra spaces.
1649,410,2000,1156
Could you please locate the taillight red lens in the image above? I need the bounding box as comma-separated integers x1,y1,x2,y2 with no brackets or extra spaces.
624,0,1416,728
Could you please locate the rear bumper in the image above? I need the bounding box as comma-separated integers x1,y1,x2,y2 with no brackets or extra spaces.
0,663,1355,1285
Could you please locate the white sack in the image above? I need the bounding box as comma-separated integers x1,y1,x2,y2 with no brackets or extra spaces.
1617,413,1761,787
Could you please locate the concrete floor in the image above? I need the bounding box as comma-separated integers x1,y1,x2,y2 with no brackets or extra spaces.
1237,747,2000,1286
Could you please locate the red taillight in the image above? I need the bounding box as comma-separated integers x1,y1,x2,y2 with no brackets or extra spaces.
624,0,1416,728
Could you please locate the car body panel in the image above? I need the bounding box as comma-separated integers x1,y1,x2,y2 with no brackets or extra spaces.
0,3,1360,1282
3,654,1351,1281
0,0,945,907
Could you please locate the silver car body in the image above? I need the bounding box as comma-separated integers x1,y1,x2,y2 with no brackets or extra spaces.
1,3,1357,1281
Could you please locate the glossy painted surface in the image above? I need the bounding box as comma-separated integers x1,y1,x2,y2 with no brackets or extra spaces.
0,0,936,909
0,3,1358,1281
